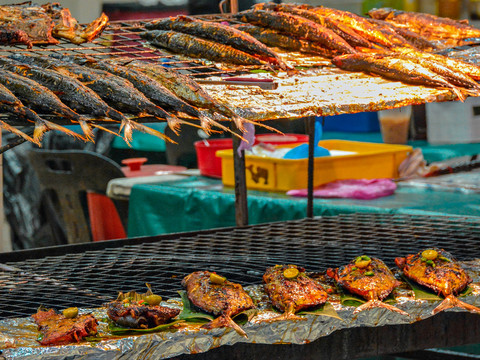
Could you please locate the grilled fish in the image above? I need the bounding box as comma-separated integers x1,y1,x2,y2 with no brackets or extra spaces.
182,271,254,337
368,8,480,40
392,47,480,81
366,18,417,49
125,60,249,132
32,308,98,346
304,5,395,48
327,256,408,315
372,19,437,51
235,9,356,55
0,79,81,144
0,68,96,141
145,15,287,69
254,2,372,49
107,300,180,329
234,24,337,58
0,23,32,47
396,248,480,314
332,53,466,101
141,30,268,67
52,54,211,133
263,265,328,321
9,54,171,143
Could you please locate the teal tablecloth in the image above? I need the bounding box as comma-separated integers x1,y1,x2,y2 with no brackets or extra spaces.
127,176,480,237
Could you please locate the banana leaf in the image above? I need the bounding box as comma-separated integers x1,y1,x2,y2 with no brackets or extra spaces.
297,302,343,321
402,276,472,301
339,289,397,307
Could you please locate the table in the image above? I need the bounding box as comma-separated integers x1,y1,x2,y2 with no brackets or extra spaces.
126,175,480,237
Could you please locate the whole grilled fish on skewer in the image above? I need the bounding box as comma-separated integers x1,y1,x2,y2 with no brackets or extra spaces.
301,5,395,48
234,24,337,58
368,8,480,40
145,15,288,70
263,265,328,321
0,68,96,141
0,80,82,145
125,60,251,133
182,271,254,338
254,2,373,49
9,53,176,142
52,54,219,133
327,256,408,315
332,53,466,101
234,9,356,55
366,18,417,49
141,30,269,68
396,248,480,314
391,47,480,81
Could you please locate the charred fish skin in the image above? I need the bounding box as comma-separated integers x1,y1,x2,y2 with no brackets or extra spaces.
395,248,480,314
234,9,356,55
376,20,437,51
146,15,287,69
234,24,336,58
368,7,480,40
55,54,207,120
332,53,466,101
106,301,180,329
366,18,417,49
263,264,328,320
141,30,268,67
254,2,373,49
182,271,254,337
0,56,126,122
328,256,408,315
9,53,176,122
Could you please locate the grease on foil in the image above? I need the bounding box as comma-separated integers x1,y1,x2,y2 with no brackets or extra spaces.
2,265,480,360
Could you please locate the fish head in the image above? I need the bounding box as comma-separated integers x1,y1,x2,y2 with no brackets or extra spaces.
395,256,406,269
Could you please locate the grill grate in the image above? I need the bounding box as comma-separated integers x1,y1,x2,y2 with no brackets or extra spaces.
1,214,480,319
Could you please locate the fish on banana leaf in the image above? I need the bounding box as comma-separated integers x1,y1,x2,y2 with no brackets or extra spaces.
327,256,408,315
125,60,249,132
182,271,254,338
254,2,373,49
0,68,97,141
368,8,480,40
10,53,174,143
234,24,337,58
145,15,288,69
0,80,82,144
303,5,395,48
141,30,269,67
234,9,356,55
51,54,212,133
396,248,480,314
332,53,466,101
263,264,328,321
392,47,480,81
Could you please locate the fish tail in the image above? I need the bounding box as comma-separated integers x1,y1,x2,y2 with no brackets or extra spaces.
202,111,248,142
354,300,409,316
166,114,182,135
78,120,95,142
433,295,480,315
244,119,283,135
40,120,86,142
450,86,467,102
0,120,37,145
90,123,123,138
131,121,177,144
201,315,248,338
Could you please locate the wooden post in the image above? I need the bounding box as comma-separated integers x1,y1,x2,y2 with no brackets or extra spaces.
231,126,248,227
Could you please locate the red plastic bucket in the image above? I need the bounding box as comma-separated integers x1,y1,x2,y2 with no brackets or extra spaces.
195,134,309,178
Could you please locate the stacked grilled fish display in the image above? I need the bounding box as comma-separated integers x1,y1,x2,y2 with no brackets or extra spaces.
396,248,480,314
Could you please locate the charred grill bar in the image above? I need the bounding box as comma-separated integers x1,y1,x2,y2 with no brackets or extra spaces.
1,214,480,359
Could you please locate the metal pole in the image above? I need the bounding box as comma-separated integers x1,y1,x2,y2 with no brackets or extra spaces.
307,116,316,218
231,125,248,226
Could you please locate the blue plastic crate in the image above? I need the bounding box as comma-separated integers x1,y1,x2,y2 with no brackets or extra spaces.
322,112,380,132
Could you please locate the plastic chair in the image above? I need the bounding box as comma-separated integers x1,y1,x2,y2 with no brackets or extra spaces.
27,149,128,244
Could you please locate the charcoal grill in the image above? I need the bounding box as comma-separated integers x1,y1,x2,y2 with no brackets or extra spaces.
2,213,480,359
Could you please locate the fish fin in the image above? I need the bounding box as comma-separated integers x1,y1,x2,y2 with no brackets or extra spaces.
201,315,248,338
244,119,283,135
78,120,95,142
433,295,480,315
0,120,38,145
449,86,467,102
353,300,409,316
40,120,86,142
130,121,177,144
202,112,248,142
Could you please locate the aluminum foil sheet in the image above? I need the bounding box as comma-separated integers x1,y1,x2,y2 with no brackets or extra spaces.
2,260,480,360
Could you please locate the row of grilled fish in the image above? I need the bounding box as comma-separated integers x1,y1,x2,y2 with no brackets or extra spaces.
104,248,480,340
0,53,250,145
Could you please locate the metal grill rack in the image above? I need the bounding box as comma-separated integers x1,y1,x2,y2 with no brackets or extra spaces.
1,213,480,319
